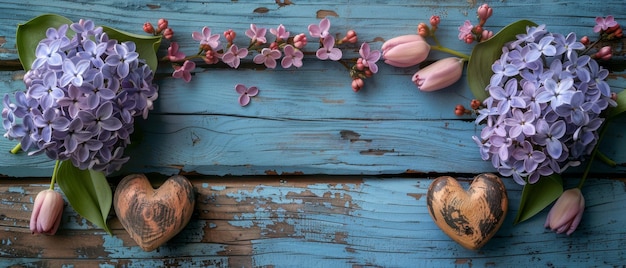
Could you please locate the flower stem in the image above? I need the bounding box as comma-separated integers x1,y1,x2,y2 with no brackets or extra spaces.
577,119,611,189
10,143,21,154
50,160,60,190
430,45,471,61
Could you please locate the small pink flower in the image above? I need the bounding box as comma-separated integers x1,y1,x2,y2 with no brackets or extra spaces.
235,84,259,106
545,188,585,235
293,33,307,49
192,26,221,50
253,48,282,69
458,20,474,41
172,60,195,82
316,36,342,61
308,18,331,39
270,24,290,41
167,42,185,62
358,42,381,74
594,15,618,33
30,189,64,235
221,44,248,68
245,24,267,44
281,45,303,68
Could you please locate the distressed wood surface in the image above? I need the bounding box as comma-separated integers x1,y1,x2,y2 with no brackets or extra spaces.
0,0,625,267
2,176,626,267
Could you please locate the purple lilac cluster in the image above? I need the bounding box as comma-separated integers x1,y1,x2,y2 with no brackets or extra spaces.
473,25,615,185
2,19,158,174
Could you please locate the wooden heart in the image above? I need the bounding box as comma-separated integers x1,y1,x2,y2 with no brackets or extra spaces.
114,174,195,251
426,173,508,250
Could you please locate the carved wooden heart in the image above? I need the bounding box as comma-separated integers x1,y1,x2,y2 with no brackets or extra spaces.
114,174,195,251
426,173,508,250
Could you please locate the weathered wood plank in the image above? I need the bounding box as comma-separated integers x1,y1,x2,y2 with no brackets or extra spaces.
0,1,625,177
2,176,625,267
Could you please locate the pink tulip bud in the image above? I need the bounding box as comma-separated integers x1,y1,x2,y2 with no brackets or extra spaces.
545,188,585,235
411,57,464,91
381,35,430,67
30,189,64,235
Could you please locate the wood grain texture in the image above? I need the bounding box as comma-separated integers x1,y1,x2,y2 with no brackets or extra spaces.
0,0,625,267
0,0,625,177
2,176,626,267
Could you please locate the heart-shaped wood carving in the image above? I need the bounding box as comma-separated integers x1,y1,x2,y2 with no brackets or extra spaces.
426,173,508,250
114,174,195,251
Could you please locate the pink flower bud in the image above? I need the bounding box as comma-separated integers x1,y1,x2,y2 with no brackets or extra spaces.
30,189,64,235
430,15,440,27
595,46,612,60
481,29,493,41
417,23,429,37
464,33,475,44
477,4,493,21
157,18,169,32
224,29,236,43
342,30,358,44
545,188,585,235
381,35,430,67
293,33,307,49
163,28,174,40
143,22,155,34
411,57,464,91
580,36,590,45
351,78,364,92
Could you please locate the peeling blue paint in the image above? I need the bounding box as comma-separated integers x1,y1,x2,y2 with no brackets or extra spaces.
210,185,226,191
7,186,25,194
202,183,209,188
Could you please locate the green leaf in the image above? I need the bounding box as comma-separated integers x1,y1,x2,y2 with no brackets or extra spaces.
467,20,538,101
513,174,563,224
102,26,162,72
607,89,626,118
56,161,112,234
16,14,73,71
16,14,161,72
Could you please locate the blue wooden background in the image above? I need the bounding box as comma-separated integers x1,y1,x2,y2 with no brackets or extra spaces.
0,0,625,267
